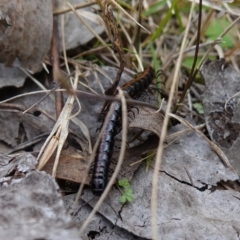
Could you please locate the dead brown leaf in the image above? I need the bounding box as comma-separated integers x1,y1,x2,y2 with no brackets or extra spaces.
201,59,240,174
42,146,91,184
129,106,164,138
0,0,52,72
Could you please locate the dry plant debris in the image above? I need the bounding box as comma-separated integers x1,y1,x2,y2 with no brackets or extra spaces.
71,125,240,239
1,0,240,239
201,58,240,174
129,106,164,137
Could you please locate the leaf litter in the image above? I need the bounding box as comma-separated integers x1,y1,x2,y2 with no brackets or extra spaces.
201,58,240,175
77,123,240,239
1,0,240,240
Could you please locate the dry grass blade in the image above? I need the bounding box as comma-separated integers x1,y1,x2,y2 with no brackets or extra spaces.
60,13,92,153
79,87,128,236
71,117,92,153
150,1,196,239
53,1,96,15
172,40,223,60
37,69,79,176
66,2,119,65
0,88,161,112
0,90,51,104
166,123,206,145
37,126,61,171
119,20,143,71
169,113,234,171
0,103,35,115
19,67,47,91
23,84,60,114
109,0,150,34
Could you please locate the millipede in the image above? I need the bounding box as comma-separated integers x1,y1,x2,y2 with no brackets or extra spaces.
91,66,155,195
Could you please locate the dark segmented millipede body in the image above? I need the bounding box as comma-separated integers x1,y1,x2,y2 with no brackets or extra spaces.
120,66,155,99
91,102,121,195
91,66,155,195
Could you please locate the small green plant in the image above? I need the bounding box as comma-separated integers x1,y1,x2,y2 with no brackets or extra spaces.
193,102,204,114
118,178,133,204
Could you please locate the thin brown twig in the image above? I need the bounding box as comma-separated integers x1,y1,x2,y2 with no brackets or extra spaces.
0,103,39,116
51,9,63,119
0,88,165,114
53,1,96,15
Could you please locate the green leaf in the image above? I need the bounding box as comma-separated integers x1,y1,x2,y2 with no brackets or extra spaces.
118,179,134,203
205,18,234,48
118,179,130,189
120,195,127,204
125,188,132,196
124,189,134,203
193,103,204,114
126,194,133,203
